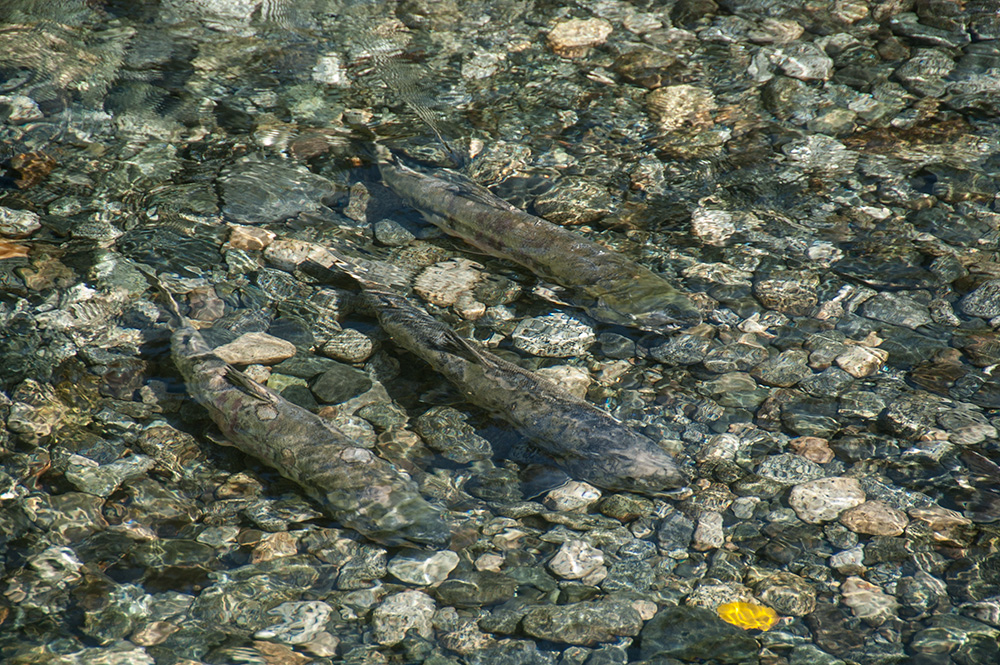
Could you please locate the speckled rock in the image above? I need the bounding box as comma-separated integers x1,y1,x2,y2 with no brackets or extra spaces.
755,571,816,617
789,477,866,523
754,271,819,316
522,600,642,646
414,406,492,463
961,279,1000,319
840,576,898,626
838,500,908,536
255,601,333,644
213,332,297,365
789,436,835,464
757,453,826,485
319,328,374,363
512,312,595,357
372,590,436,646
388,549,460,586
547,18,613,58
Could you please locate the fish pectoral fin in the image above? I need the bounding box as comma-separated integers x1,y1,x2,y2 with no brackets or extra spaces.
224,366,279,403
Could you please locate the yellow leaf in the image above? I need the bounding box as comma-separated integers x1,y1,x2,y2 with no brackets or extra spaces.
717,601,779,631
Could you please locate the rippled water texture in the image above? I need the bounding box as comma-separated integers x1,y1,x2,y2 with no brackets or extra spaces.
2,0,1000,663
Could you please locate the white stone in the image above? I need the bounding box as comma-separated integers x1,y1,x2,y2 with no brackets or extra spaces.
788,477,866,523
388,550,460,586
543,481,602,513
548,540,605,581
372,590,436,646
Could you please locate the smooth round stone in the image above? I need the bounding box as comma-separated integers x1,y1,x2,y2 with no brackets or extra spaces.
213,332,297,365
547,18,613,58
542,481,601,513
789,477,866,523
640,605,759,664
255,601,333,644
840,576,899,627
755,571,817,617
548,540,605,582
320,329,374,363
434,571,519,608
309,363,372,404
388,550,460,586
372,590,436,646
838,500,908,536
522,600,642,646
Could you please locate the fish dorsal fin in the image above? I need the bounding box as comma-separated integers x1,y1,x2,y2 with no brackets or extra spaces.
224,365,279,404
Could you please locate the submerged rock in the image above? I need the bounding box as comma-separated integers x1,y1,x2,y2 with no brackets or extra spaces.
522,600,642,646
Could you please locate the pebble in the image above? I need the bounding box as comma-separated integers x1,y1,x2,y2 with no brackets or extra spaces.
372,590,436,646
751,349,813,387
226,224,275,251
414,258,483,307
908,505,974,547
692,511,725,551
755,571,817,617
838,500,909,536
0,206,42,238
789,436,835,464
511,312,596,357
829,546,866,575
840,576,899,626
254,601,333,644
64,454,156,497
212,332,297,365
770,43,835,80
645,85,716,130
542,481,602,513
522,600,642,646
415,407,491,463
835,344,888,378
859,292,933,329
961,279,1000,319
309,363,372,404
547,540,606,583
547,18,613,58
434,571,519,608
319,328,374,363
373,218,416,246
788,477,866,523
640,605,759,664
388,550,460,586
757,453,826,485
534,365,591,400
754,271,819,316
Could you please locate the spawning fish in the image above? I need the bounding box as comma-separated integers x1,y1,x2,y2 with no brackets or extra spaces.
151,274,451,548
377,146,702,333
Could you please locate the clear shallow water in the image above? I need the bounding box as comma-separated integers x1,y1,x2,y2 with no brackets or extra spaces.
1,1,1000,664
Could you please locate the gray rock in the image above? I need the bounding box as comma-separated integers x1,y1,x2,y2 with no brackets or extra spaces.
414,406,493,463
388,550,460,586
220,158,337,225
657,508,695,551
757,453,826,485
522,600,642,646
255,601,333,644
373,219,416,246
640,605,759,664
789,477,866,523
511,312,596,357
309,363,372,404
751,349,813,387
961,279,1000,319
755,571,817,617
372,590,436,646
859,292,933,329
434,571,519,608
65,454,156,497
0,206,42,238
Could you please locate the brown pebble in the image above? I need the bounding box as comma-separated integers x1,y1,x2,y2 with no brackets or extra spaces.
839,500,908,536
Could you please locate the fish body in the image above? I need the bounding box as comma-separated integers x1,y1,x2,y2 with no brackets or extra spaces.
352,278,686,494
165,300,450,548
378,150,702,333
